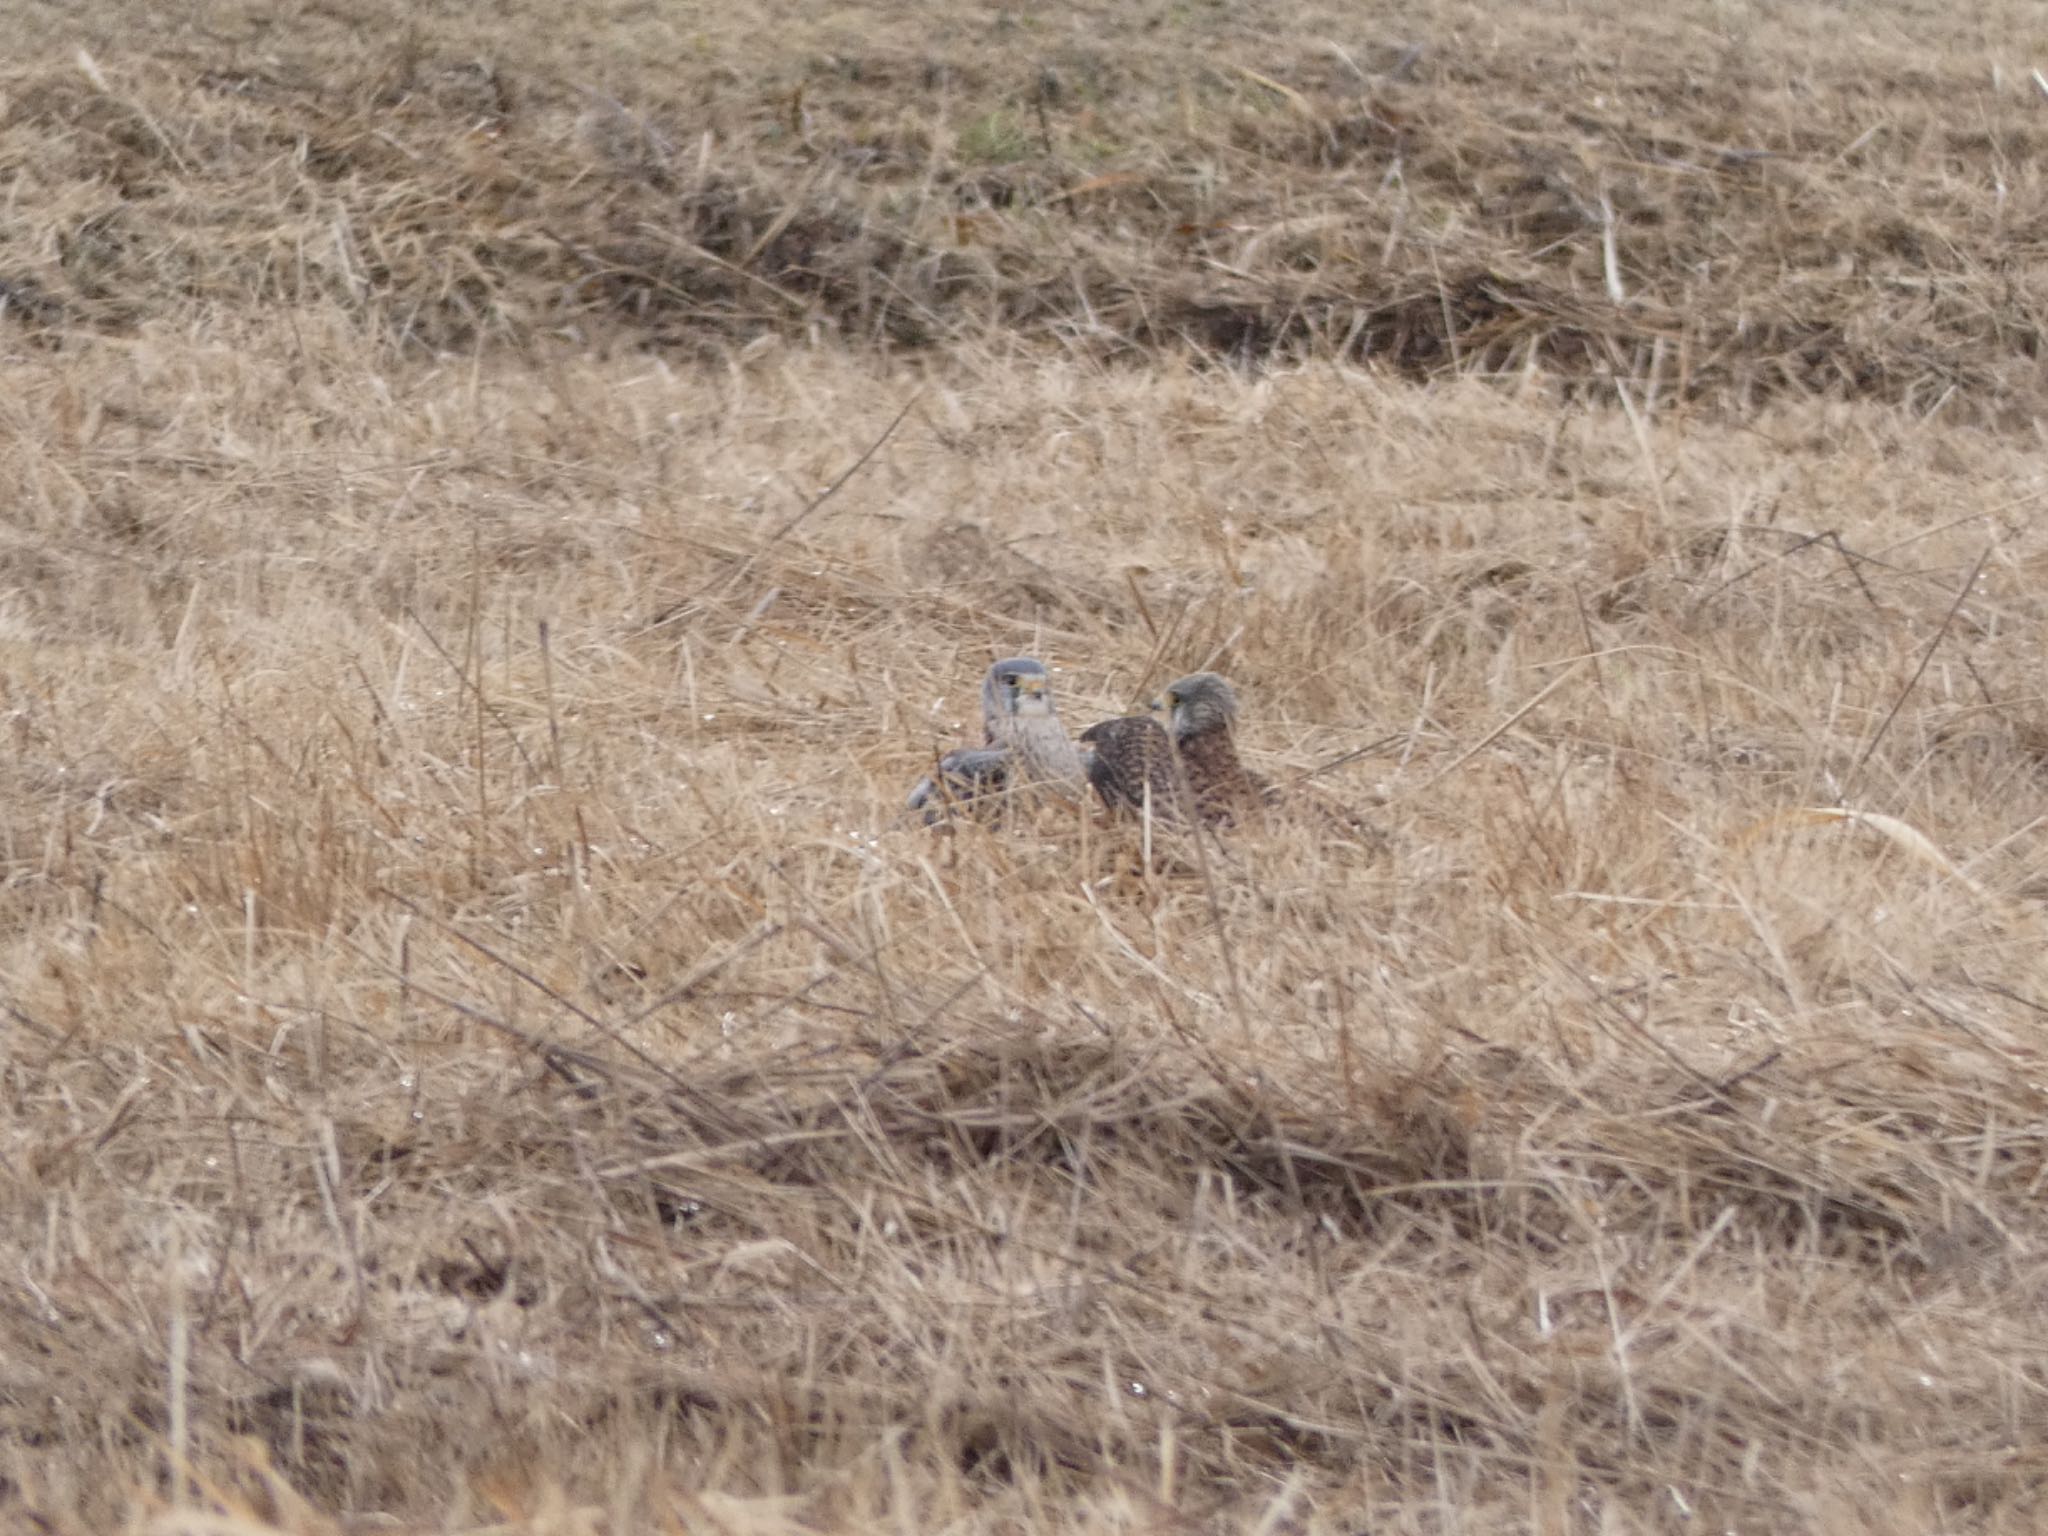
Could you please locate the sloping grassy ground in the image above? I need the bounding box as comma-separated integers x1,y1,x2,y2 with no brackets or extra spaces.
8,0,2048,410
3,3,2048,1534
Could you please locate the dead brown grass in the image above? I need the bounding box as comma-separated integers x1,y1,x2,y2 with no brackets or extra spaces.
8,0,2048,414
5,2,2048,1533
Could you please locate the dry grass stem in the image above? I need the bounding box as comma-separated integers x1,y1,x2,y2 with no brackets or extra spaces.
4,1,2048,1531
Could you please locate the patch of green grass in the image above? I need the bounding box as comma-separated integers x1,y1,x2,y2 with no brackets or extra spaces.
957,108,1032,163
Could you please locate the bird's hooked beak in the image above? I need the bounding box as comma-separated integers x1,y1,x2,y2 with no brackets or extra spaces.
1011,672,1053,717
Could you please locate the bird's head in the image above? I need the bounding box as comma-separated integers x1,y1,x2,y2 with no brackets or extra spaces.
1156,672,1239,741
983,657,1058,723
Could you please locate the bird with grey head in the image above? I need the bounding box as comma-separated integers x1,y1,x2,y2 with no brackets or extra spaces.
1158,671,1240,744
1150,671,1270,826
905,657,1088,820
1075,671,1246,827
1154,671,1379,840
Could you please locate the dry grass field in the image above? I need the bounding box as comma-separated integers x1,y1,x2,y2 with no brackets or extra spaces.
5,0,2048,1531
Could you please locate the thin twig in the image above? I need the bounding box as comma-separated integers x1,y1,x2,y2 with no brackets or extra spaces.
648,393,921,630
1397,661,1588,800
1844,542,1991,795
404,606,544,783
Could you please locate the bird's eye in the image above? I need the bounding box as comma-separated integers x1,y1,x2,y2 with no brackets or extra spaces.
999,673,1017,685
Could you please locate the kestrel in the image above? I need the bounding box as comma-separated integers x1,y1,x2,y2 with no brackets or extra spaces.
1160,671,1381,843
906,657,1088,820
1158,671,1272,826
1077,713,1191,823
908,662,1356,841
1078,672,1263,828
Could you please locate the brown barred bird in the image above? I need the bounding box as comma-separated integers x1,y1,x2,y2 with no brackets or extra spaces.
1159,671,1385,846
1156,671,1272,826
1077,713,1191,823
1076,671,1264,829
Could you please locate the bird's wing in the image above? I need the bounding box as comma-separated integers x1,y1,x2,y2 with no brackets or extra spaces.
1079,715,1186,820
1173,730,1268,827
905,745,1012,820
